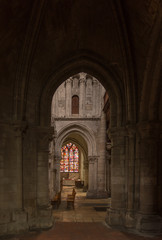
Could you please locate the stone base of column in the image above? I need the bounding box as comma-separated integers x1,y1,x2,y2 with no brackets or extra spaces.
87,190,108,198
96,190,108,198
136,213,162,234
0,209,28,237
29,205,54,230
83,185,88,192
106,209,162,235
86,190,97,198
125,210,136,228
105,208,125,226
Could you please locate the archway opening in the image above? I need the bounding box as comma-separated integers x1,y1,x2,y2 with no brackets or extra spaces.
38,55,128,229
48,72,112,222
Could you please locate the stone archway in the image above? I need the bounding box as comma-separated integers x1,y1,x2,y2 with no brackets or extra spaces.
38,56,129,229
14,54,137,232
25,54,161,233
62,136,88,191
54,123,99,198
61,133,89,192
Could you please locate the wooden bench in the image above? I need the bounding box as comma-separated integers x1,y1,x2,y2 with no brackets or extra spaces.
67,188,76,209
51,191,61,209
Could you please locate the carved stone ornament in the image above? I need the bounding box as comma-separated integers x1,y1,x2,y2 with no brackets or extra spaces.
88,156,98,163
79,72,87,84
66,77,72,84
106,142,112,151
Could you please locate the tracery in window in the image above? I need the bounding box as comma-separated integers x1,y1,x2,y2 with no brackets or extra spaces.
60,143,79,172
72,95,79,114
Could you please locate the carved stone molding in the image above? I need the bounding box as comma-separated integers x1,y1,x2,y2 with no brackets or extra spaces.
79,72,87,81
79,78,86,84
88,156,98,164
66,77,72,84
106,142,112,151
92,78,98,85
54,117,100,121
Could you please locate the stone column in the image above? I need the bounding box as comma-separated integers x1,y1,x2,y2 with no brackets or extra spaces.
79,73,86,117
97,111,108,198
0,123,28,235
48,138,55,199
36,126,54,228
53,154,61,193
107,126,126,226
97,84,101,116
65,78,72,117
92,78,98,116
86,156,98,198
136,122,162,233
13,123,26,210
50,129,57,198
0,129,6,210
12,121,28,209
106,142,111,197
125,126,136,228
83,161,88,191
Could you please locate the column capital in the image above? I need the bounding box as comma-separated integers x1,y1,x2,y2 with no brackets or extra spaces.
66,78,72,84
88,156,98,163
106,141,111,149
79,77,86,84
92,78,98,85
36,126,54,151
79,72,87,81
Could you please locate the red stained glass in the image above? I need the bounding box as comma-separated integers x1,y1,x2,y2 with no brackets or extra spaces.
60,143,79,172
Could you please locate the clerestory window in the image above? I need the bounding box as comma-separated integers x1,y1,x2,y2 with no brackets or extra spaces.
72,95,79,114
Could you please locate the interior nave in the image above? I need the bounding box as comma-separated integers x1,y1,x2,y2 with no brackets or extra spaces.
0,0,162,238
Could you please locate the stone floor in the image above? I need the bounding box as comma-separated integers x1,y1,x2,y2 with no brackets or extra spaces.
53,186,110,222
2,186,162,240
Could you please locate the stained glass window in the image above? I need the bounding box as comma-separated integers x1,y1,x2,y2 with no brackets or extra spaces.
60,143,79,172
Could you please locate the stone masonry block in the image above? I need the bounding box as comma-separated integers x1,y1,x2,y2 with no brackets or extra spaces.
0,210,11,224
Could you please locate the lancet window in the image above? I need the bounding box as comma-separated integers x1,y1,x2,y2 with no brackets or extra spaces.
60,143,79,172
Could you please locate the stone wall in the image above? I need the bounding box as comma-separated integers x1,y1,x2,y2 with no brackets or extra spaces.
52,72,105,119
